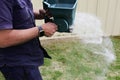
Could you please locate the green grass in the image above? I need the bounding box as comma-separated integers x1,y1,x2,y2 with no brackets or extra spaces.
0,73,4,80
41,37,120,80
40,37,118,80
106,37,120,80
0,37,120,80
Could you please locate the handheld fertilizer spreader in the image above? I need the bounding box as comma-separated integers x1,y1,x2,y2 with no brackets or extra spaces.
43,0,78,32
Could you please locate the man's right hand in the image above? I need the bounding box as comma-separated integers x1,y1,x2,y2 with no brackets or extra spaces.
41,22,58,37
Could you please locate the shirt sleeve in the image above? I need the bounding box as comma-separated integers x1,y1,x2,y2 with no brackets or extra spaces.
0,0,13,30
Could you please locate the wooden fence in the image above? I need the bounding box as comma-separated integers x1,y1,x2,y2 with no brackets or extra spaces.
32,0,120,36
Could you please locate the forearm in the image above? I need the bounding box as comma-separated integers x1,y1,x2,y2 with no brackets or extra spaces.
0,27,39,48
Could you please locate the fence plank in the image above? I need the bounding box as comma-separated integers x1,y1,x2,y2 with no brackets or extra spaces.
32,0,42,10
112,0,120,35
87,0,98,15
97,0,109,35
77,0,88,12
105,0,117,36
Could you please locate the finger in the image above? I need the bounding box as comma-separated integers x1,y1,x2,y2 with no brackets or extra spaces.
51,23,58,31
45,10,52,17
39,9,46,13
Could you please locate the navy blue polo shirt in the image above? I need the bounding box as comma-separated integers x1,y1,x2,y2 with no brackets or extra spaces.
0,0,50,67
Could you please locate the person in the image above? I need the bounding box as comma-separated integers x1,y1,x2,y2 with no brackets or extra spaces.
0,0,57,80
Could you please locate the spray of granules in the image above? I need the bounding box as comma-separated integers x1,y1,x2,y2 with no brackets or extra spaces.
72,12,116,80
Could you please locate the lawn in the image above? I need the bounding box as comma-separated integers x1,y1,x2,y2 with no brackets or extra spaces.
106,37,120,80
0,37,119,80
40,37,120,80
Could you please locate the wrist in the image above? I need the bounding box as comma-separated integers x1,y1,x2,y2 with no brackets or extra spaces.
38,26,45,37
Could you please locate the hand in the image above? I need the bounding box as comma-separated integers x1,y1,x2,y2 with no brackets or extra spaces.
41,22,58,37
39,9,46,19
34,9,46,19
35,9,52,19
45,9,52,18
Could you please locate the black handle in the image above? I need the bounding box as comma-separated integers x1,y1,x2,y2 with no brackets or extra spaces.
44,16,54,23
